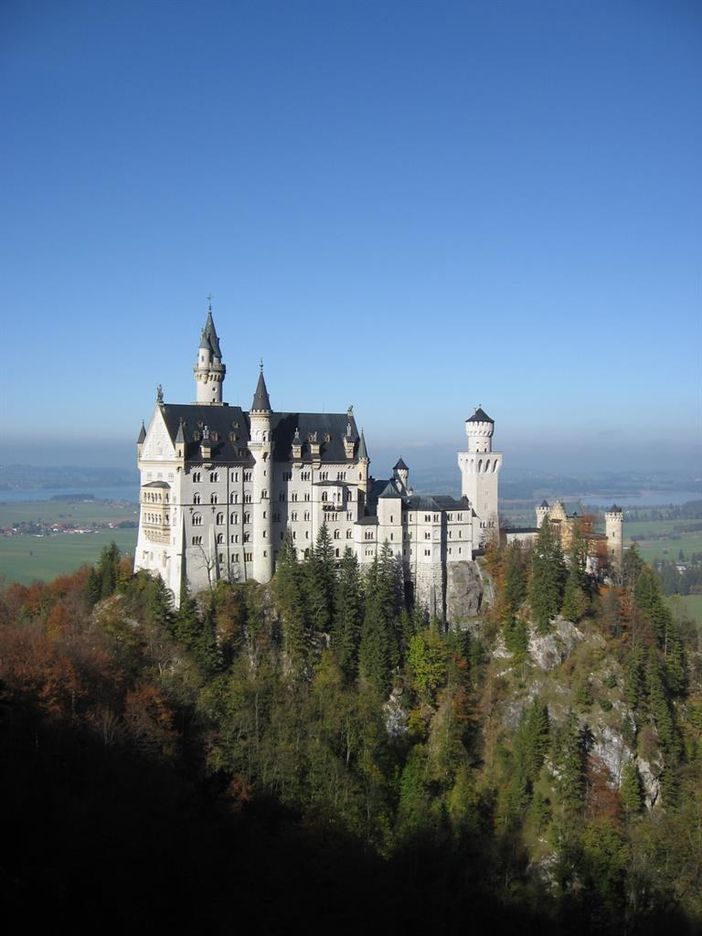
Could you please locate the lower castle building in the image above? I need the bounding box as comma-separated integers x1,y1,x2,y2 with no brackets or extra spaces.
135,306,502,617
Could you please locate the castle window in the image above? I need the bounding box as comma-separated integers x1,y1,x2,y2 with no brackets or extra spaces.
347,491,353,501
231,512,238,524
424,549,431,556
322,492,328,502
292,532,297,540
433,514,439,522
424,532,430,540
192,513,202,526
458,547,462,555
333,529,340,539
390,533,394,541
458,530,462,538
216,512,224,525
390,515,394,523
346,530,352,538
457,514,462,521
217,533,224,544
234,553,240,561
231,493,238,503
448,547,452,555
231,534,238,543
304,493,310,501
231,471,238,481
335,548,340,557
301,471,311,481
192,535,203,545
192,471,201,483
244,471,252,482
245,552,252,562
304,548,310,559
244,513,250,524
243,532,250,542
291,492,298,502
244,493,252,503
210,472,219,483
305,531,310,539
210,494,218,504
304,511,310,521
291,512,298,521
261,489,268,499
193,493,201,505
425,514,430,522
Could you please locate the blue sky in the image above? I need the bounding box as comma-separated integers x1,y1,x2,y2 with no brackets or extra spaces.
1,0,700,473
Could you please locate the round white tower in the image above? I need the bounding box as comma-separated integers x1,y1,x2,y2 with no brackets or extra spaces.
193,303,226,405
458,406,502,545
605,505,624,570
466,406,494,453
249,366,274,584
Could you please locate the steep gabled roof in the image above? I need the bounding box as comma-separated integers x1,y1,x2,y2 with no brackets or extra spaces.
378,480,402,499
393,458,408,471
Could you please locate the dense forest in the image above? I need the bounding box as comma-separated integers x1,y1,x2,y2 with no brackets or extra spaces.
1,524,700,934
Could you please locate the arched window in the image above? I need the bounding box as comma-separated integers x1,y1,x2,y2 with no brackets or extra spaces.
321,492,328,502
192,513,202,526
193,493,201,505
217,533,224,544
209,471,219,483
333,529,340,539
216,512,224,525
210,493,218,504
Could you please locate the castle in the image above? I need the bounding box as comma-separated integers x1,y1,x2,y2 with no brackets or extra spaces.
505,499,623,572
134,306,502,617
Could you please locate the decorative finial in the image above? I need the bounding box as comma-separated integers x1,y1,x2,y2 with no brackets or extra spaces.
207,293,213,311
347,404,353,415
156,384,164,404
259,357,264,372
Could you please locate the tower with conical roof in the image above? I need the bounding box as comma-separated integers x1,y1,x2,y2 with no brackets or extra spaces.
458,406,503,544
193,301,226,404
249,365,274,583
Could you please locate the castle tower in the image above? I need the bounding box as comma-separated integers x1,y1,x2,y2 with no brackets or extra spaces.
605,505,624,571
358,429,370,497
457,406,502,544
393,458,409,493
193,302,226,404
536,500,550,528
249,366,273,583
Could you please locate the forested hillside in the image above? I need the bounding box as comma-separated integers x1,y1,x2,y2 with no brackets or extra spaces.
1,526,700,934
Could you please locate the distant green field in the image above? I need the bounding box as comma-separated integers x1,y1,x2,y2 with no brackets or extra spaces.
668,594,702,629
0,499,138,528
625,518,702,563
0,529,137,585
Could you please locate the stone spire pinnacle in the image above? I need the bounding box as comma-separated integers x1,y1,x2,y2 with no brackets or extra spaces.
358,428,369,461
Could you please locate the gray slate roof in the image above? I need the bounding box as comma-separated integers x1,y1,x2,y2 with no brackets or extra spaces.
251,371,272,412
157,404,361,465
200,310,222,358
467,407,494,423
137,422,146,444
393,458,408,471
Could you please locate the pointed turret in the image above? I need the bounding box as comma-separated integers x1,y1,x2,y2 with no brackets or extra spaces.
175,418,186,444
193,301,226,405
358,429,369,461
251,367,272,413
137,421,146,444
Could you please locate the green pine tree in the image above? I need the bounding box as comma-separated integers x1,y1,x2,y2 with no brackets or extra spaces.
528,520,566,633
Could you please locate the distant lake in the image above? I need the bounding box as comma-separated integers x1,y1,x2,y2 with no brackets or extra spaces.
0,486,138,504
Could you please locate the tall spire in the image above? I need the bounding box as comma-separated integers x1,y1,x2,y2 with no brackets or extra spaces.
194,300,226,404
251,367,272,412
